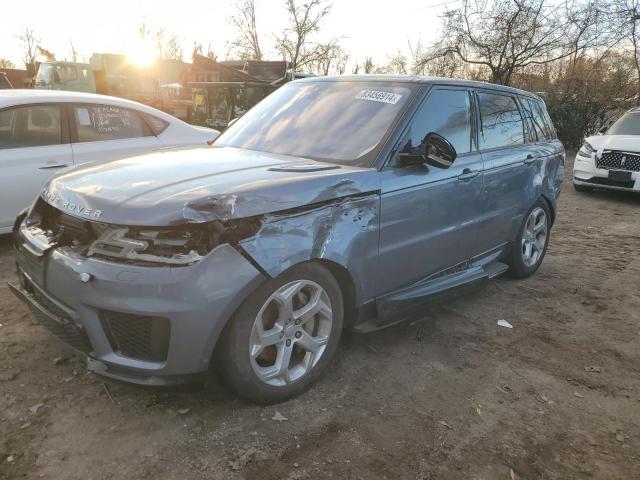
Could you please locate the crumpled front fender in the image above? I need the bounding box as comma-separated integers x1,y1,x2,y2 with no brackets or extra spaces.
238,192,380,306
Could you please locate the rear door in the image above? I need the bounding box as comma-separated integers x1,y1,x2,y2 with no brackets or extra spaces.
0,103,73,230
477,90,539,250
522,97,565,197
376,86,486,296
69,103,162,165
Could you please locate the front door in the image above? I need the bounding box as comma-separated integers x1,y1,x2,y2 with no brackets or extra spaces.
0,104,73,230
376,87,486,296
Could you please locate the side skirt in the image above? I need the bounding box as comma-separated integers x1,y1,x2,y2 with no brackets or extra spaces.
351,249,509,334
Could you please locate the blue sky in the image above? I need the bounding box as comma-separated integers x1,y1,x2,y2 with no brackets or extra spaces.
1,0,457,69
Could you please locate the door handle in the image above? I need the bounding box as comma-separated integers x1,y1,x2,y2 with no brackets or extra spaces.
38,163,69,170
523,154,538,165
458,168,480,180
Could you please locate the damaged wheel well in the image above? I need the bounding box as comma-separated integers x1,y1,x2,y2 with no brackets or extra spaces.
540,194,556,227
315,259,357,328
210,258,356,372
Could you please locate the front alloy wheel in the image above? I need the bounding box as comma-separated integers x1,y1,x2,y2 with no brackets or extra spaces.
218,262,343,404
250,280,333,386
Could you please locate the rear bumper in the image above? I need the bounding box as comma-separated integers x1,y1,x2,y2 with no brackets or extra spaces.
573,154,640,192
12,225,267,386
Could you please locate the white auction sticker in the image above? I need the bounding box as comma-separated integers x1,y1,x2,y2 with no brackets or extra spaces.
355,90,402,104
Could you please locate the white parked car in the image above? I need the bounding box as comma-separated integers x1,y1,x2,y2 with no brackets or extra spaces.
0,90,219,233
573,107,640,193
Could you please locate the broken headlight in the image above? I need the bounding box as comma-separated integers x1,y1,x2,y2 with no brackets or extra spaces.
87,226,213,266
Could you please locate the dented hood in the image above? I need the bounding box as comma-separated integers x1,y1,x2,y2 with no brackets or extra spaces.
41,146,380,225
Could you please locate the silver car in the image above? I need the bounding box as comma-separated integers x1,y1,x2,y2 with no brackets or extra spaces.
10,76,564,403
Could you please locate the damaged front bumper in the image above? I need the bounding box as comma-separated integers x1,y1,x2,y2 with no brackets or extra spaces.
11,221,267,386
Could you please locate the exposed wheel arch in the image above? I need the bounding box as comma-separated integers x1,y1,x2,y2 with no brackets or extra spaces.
315,259,357,328
540,193,556,227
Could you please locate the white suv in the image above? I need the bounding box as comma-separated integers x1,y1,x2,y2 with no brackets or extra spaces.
0,90,219,233
573,107,640,193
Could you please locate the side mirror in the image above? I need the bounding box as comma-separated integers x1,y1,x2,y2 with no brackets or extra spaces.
397,132,457,168
423,132,456,169
598,124,608,134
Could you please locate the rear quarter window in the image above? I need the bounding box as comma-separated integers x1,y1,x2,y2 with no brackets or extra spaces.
527,98,556,140
142,113,170,135
539,103,557,139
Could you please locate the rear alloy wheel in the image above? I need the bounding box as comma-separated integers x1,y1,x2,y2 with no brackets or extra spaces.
521,207,548,268
218,262,343,404
506,199,551,279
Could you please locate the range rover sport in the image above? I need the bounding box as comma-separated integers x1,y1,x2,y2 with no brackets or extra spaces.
10,76,564,403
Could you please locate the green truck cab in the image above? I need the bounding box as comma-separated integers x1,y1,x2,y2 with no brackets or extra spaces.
34,61,96,92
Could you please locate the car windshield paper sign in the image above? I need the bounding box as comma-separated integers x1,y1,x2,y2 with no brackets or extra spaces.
76,107,91,126
356,89,402,105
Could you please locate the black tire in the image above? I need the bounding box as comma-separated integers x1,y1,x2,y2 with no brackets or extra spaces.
217,262,343,404
573,182,592,193
506,199,551,279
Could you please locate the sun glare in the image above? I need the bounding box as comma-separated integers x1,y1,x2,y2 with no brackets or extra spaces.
129,40,156,67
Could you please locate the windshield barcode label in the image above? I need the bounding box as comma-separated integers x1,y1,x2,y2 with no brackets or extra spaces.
355,90,402,104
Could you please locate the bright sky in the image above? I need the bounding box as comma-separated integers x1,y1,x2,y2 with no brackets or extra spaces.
1,0,457,70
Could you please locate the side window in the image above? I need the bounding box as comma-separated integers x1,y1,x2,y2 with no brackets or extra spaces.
73,105,148,142
0,105,62,149
477,92,525,149
0,109,13,144
405,88,472,155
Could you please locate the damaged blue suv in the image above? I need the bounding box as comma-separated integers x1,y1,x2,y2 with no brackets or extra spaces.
11,76,564,403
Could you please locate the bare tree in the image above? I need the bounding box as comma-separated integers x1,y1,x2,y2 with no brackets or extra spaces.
207,43,218,61
275,0,332,71
0,58,16,68
17,28,39,68
154,28,166,58
384,51,408,74
192,42,204,58
421,0,593,85
229,0,263,60
310,41,348,75
363,56,376,73
142,25,182,61
165,34,183,60
69,40,79,62
37,46,56,62
610,0,640,100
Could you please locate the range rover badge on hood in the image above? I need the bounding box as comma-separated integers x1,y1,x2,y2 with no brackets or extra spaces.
42,188,102,218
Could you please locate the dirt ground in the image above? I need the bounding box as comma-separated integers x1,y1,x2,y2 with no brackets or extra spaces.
1,153,639,480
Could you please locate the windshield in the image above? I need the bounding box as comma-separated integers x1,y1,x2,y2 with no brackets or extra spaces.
35,64,53,85
215,81,414,165
607,113,640,135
